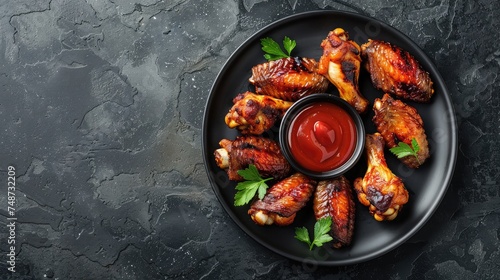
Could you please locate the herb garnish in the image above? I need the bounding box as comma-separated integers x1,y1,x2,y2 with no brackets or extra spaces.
294,217,334,250
260,36,296,61
389,137,421,164
234,164,273,206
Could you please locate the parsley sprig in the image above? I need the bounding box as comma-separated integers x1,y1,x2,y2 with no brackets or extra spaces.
234,164,273,206
260,36,296,61
389,137,421,164
294,217,334,250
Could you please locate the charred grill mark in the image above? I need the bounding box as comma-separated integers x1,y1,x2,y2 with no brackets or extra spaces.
392,49,413,73
341,61,356,83
292,57,309,72
350,45,360,55
245,99,259,118
328,35,342,47
239,142,255,150
260,106,276,118
367,186,394,213
398,82,419,96
327,180,342,193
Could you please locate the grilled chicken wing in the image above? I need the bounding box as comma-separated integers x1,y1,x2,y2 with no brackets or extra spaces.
313,176,355,248
354,133,409,221
373,94,429,168
224,91,293,135
249,173,316,226
214,136,291,181
361,39,434,102
249,57,329,101
318,28,369,113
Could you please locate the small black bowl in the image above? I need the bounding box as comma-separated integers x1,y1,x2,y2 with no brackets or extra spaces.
279,93,365,180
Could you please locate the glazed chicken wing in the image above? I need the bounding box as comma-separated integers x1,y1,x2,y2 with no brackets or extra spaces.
214,136,291,181
361,39,434,102
373,94,429,168
318,28,369,113
224,91,293,135
354,133,409,221
249,57,329,101
313,176,355,248
248,173,316,226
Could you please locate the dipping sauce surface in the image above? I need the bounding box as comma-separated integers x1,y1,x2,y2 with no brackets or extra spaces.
288,102,357,172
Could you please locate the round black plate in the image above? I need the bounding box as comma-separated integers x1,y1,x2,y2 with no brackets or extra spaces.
202,10,457,265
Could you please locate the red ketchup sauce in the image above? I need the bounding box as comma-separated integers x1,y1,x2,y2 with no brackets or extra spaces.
288,102,357,172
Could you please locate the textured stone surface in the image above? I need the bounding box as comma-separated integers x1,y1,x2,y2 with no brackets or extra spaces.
0,0,498,279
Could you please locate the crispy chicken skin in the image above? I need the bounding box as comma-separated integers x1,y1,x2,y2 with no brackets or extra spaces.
249,57,329,101
249,173,316,226
373,94,429,168
318,28,369,113
214,136,291,181
313,176,355,248
354,133,409,221
224,91,293,135
361,39,434,102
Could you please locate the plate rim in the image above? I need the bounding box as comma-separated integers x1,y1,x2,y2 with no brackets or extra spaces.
201,9,458,266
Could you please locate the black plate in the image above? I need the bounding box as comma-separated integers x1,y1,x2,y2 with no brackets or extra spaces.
202,10,457,265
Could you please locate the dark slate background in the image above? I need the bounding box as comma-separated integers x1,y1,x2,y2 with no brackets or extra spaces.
0,0,498,279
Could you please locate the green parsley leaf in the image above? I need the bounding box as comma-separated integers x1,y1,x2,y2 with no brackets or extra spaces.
237,163,263,182
283,36,296,56
312,217,334,248
294,227,311,247
260,36,296,61
294,217,333,250
389,137,421,164
411,138,420,153
234,164,272,206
